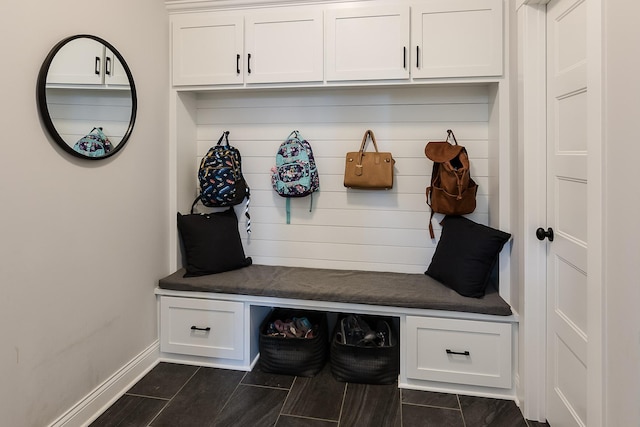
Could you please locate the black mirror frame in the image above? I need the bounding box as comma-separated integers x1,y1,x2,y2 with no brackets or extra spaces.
37,34,137,160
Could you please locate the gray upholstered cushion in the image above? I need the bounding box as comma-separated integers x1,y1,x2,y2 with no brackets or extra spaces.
158,265,512,316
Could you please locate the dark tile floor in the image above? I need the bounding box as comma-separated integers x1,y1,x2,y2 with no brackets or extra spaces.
90,362,550,427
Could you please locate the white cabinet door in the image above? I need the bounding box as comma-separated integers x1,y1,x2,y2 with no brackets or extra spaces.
325,5,410,81
160,297,245,360
47,38,106,85
172,13,244,86
405,316,512,388
411,0,503,79
245,10,323,84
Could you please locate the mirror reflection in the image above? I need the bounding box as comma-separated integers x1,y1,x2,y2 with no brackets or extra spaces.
37,35,137,160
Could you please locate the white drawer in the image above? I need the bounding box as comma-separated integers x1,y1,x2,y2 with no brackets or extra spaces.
160,296,244,360
405,316,512,389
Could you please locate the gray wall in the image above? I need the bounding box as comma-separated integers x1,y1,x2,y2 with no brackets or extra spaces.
0,2,169,426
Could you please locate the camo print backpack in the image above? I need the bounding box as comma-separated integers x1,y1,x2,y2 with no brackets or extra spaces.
192,131,250,228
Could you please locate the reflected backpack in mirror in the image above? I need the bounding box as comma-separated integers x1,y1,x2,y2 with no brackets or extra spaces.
73,127,113,157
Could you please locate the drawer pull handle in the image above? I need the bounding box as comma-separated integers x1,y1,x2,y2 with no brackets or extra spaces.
191,326,211,332
446,349,470,356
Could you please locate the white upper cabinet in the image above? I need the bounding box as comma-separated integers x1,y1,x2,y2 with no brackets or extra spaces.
171,9,323,86
169,0,504,86
325,5,410,81
172,13,244,86
411,0,503,79
245,10,323,84
47,38,128,86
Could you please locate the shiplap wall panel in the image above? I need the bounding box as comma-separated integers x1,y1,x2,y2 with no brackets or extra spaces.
45,88,132,146
190,85,490,274
241,174,490,196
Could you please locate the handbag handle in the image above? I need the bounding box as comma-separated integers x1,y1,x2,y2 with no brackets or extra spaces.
217,130,230,146
357,130,380,166
359,130,380,153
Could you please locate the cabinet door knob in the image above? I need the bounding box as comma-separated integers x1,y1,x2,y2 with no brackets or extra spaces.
236,54,240,74
105,56,111,76
247,53,252,74
95,56,101,75
191,326,211,332
536,227,554,242
416,46,420,68
403,47,407,69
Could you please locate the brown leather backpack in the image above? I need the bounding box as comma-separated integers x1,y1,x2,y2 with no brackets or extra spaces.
425,130,478,238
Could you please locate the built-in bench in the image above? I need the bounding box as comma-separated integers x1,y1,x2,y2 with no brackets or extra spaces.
158,264,512,316
155,264,517,399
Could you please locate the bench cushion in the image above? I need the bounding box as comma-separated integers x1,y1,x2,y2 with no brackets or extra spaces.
158,265,512,316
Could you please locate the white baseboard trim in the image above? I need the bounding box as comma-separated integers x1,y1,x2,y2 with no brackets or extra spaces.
48,341,160,427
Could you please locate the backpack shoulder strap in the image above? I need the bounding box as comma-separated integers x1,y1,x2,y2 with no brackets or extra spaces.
426,161,440,239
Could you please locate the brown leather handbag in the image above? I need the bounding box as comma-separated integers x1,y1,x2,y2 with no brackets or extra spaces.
425,130,478,238
344,130,395,189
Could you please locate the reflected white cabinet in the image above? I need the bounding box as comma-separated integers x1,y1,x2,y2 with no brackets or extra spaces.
171,9,323,86
325,5,410,81
411,0,503,79
47,38,128,86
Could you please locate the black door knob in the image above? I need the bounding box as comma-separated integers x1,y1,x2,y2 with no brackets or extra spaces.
536,227,554,242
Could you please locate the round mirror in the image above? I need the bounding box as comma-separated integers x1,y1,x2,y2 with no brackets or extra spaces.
37,35,137,160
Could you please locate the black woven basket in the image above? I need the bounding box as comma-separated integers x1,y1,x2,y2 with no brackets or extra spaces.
329,314,399,385
259,308,328,377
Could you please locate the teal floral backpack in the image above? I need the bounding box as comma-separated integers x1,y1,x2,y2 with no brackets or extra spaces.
270,130,320,223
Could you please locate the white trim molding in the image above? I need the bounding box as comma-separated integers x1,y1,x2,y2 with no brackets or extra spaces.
48,342,160,427
516,0,548,422
585,0,604,424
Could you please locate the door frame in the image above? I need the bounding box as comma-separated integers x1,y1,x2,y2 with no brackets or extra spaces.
517,0,604,424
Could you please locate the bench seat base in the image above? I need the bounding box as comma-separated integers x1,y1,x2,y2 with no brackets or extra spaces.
155,265,518,400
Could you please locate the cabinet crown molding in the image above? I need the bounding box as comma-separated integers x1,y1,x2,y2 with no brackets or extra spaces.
166,0,367,12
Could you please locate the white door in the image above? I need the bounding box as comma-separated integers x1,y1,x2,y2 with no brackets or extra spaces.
545,0,589,425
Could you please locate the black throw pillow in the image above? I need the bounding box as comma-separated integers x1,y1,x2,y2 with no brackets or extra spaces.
177,208,252,277
425,216,511,298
